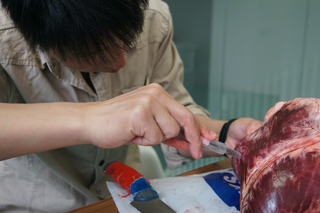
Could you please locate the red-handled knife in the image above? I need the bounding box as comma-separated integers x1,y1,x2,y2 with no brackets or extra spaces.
103,161,176,213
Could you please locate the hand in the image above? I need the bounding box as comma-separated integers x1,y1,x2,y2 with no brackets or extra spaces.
165,120,218,156
225,117,262,150
83,83,215,159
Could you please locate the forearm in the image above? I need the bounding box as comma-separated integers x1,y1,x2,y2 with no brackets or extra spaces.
197,116,226,136
0,102,87,160
178,116,226,158
0,84,214,161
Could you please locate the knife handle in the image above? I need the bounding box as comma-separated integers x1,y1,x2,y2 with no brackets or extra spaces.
103,161,157,199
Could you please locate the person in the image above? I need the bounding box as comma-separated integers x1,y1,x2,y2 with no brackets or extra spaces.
0,0,262,212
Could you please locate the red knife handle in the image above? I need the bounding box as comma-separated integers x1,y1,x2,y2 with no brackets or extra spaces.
103,161,152,196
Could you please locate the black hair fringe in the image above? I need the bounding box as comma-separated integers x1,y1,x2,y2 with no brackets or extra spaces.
1,0,149,64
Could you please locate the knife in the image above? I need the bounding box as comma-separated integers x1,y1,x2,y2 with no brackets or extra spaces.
175,127,241,159
103,161,176,213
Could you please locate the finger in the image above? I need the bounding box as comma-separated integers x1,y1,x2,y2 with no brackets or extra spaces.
129,94,181,145
136,83,203,159
136,92,181,142
163,138,189,150
130,120,163,146
198,122,217,145
160,99,203,159
143,84,203,159
180,118,203,159
228,118,259,141
131,84,182,140
264,101,285,121
130,135,162,146
129,103,165,145
152,103,181,141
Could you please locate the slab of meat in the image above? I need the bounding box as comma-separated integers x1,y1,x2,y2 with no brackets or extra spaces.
232,98,320,213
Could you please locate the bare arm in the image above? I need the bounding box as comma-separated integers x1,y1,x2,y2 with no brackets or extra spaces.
0,83,216,161
0,102,86,160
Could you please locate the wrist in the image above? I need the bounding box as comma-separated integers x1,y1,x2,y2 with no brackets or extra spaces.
48,102,90,146
219,118,237,157
77,102,99,145
219,118,238,143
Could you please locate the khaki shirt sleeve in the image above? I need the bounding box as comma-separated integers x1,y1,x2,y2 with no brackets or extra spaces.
147,4,210,169
0,64,26,104
0,64,17,103
0,64,9,102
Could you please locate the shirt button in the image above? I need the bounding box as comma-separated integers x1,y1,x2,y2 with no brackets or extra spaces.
80,79,85,84
99,160,105,166
96,188,102,195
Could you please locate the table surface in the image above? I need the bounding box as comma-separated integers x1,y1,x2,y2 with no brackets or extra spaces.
67,158,232,213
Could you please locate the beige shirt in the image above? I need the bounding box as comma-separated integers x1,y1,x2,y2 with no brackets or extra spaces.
0,0,210,212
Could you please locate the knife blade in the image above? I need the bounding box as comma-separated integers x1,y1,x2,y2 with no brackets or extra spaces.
103,161,176,213
175,127,241,159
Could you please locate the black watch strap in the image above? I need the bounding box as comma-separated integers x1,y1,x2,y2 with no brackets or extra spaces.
219,118,237,157
219,118,238,143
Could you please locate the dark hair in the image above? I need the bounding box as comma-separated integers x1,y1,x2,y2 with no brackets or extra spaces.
1,0,149,63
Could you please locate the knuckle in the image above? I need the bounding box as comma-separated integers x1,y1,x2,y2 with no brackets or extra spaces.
161,125,183,142
148,87,162,97
154,137,163,144
174,125,181,136
148,83,165,96
132,105,148,119
184,112,196,124
149,83,162,90
140,94,154,105
147,134,163,145
166,126,181,138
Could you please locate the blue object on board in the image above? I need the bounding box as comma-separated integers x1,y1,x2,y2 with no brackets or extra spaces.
130,177,159,202
203,172,240,210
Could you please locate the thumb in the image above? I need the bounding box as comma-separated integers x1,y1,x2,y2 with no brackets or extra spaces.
246,120,262,135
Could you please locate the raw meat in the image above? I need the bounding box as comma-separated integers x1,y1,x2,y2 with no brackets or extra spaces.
232,98,320,213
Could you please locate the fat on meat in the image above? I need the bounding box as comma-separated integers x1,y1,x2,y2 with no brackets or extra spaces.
232,98,320,213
